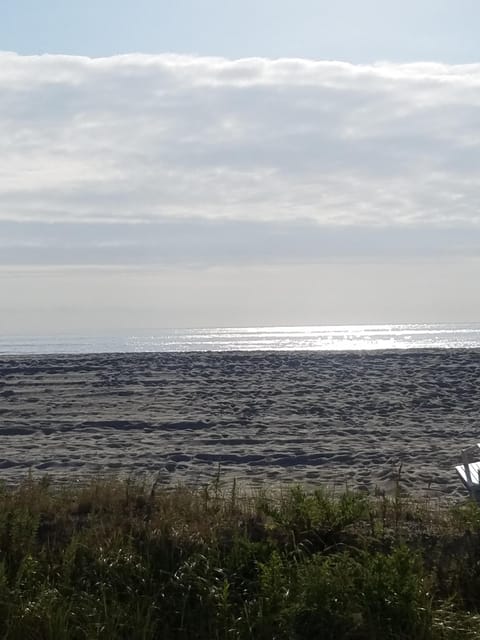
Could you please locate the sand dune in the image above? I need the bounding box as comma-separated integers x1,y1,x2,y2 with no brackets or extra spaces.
0,350,479,497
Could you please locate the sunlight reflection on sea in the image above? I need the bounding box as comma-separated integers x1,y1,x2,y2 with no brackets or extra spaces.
2,323,480,354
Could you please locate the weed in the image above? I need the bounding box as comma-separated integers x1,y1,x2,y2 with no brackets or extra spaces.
0,476,475,638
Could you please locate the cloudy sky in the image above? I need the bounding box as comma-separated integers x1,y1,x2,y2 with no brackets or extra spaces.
2,1,480,332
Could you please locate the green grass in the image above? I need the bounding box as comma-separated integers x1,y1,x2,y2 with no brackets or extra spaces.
0,475,478,638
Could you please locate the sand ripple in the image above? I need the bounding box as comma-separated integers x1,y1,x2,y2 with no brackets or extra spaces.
0,350,479,496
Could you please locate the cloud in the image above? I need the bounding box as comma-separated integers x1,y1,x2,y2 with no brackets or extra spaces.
1,219,479,267
1,52,480,229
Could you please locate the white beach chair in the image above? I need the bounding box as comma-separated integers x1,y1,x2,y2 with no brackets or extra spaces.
456,444,480,502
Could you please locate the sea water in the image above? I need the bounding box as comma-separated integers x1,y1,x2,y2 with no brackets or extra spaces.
1,323,480,354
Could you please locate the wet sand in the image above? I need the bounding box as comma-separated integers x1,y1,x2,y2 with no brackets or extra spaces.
0,350,479,497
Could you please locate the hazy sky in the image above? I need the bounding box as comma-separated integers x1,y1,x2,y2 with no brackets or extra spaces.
2,0,480,62
1,1,480,332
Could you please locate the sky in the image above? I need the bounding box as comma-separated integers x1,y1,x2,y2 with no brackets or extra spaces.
1,1,480,332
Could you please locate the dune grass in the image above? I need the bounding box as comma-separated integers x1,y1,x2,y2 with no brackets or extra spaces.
0,475,479,638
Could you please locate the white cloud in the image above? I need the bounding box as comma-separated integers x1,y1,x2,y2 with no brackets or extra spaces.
1,52,480,227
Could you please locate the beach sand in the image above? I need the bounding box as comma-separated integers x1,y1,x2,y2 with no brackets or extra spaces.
0,350,479,497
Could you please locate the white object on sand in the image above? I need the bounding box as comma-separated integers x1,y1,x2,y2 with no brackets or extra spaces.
456,444,480,502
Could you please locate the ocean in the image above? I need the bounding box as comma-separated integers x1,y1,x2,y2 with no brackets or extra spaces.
1,323,480,354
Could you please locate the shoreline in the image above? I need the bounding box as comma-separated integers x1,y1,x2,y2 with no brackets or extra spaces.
3,346,480,357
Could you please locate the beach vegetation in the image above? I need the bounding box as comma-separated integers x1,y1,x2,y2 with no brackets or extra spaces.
0,476,478,638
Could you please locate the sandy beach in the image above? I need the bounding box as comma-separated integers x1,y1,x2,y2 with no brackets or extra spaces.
0,349,479,497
